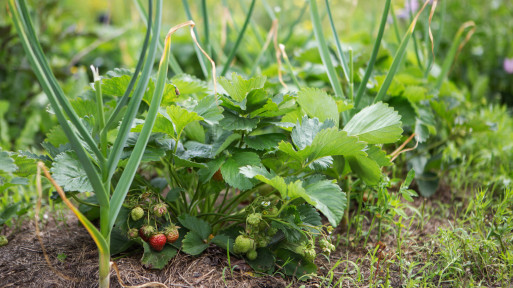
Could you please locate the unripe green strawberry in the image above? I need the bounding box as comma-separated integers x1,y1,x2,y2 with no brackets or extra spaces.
131,207,144,221
233,235,254,254
247,213,262,226
139,225,155,242
294,244,306,256
152,203,168,217
304,248,316,262
149,233,167,251
246,249,258,260
256,236,270,248
163,225,180,243
127,228,139,240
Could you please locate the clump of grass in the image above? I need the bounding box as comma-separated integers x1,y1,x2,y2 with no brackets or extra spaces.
426,189,513,286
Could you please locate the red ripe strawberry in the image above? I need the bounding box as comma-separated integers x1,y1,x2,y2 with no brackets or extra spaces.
149,233,167,251
213,169,223,181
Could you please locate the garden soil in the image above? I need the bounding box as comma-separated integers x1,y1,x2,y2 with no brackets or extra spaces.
0,186,455,288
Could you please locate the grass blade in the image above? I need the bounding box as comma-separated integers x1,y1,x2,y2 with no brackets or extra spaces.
220,0,256,76
354,0,391,109
106,0,162,181
373,0,432,104
325,0,350,83
309,0,344,98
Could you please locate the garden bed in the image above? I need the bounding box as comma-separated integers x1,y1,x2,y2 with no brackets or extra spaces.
0,186,454,288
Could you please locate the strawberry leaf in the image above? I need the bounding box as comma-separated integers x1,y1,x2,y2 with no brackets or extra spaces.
303,178,347,227
178,214,212,240
296,87,339,127
347,155,382,185
141,242,177,270
181,231,209,255
50,151,93,193
221,152,261,191
343,102,403,144
218,73,266,103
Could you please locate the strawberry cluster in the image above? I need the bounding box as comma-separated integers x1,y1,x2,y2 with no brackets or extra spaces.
233,200,279,260
125,193,179,251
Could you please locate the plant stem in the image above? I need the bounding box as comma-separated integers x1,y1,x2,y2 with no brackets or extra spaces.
98,250,110,288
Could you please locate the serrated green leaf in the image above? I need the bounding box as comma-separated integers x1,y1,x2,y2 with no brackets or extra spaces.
403,86,430,102
366,145,392,167
110,227,136,255
172,74,209,97
218,73,266,103
166,105,203,138
245,133,287,150
291,116,335,150
245,88,269,112
45,125,68,147
184,121,205,143
221,152,261,191
11,154,38,177
279,126,366,166
304,179,346,227
182,231,209,255
132,114,175,137
192,95,224,125
0,150,17,173
212,133,241,156
101,74,131,97
347,155,382,185
297,204,322,227
336,100,354,113
210,234,233,251
141,242,178,269
198,156,226,183
178,214,212,240
50,152,93,192
344,102,403,144
296,87,339,127
250,93,296,118
219,111,259,132
70,97,98,118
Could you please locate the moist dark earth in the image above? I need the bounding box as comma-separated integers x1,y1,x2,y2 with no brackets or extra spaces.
0,186,456,288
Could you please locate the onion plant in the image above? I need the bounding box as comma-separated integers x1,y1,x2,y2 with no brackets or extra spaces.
5,0,192,286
